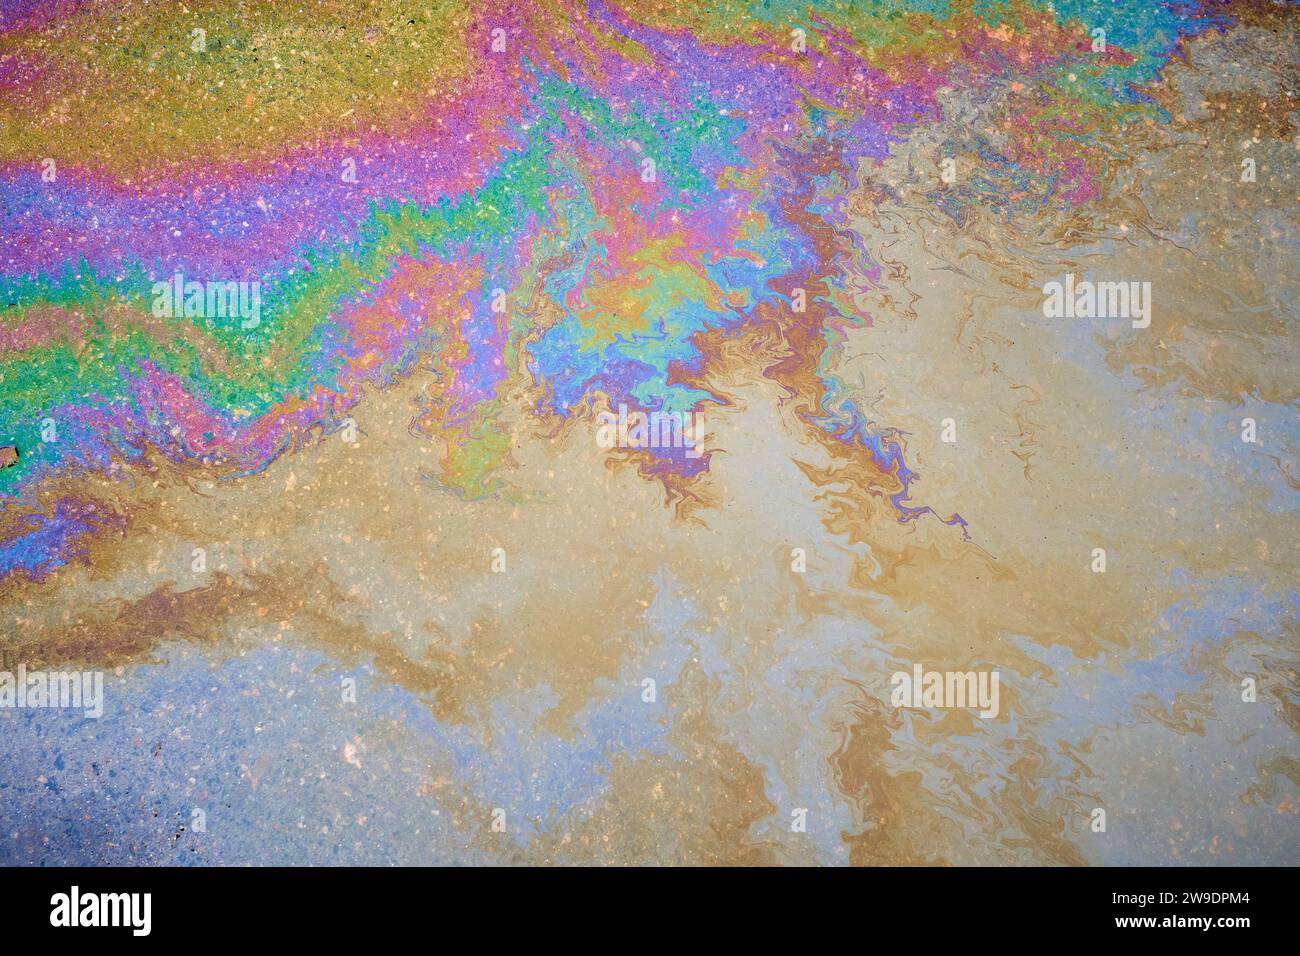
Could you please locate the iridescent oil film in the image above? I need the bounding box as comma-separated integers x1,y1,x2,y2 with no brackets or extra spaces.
0,0,1297,866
